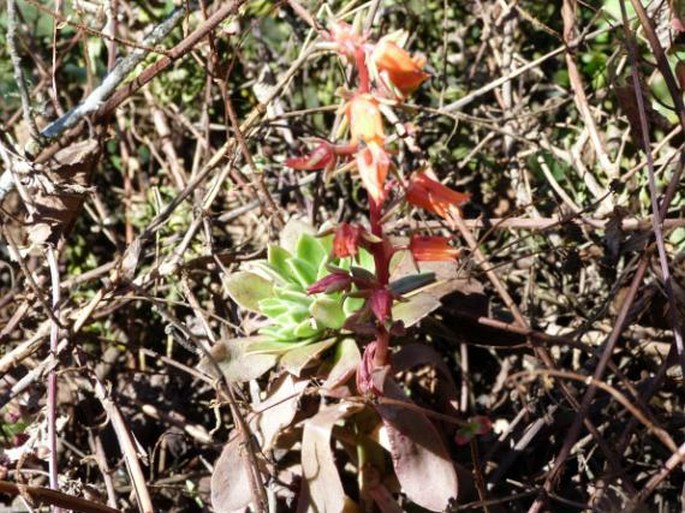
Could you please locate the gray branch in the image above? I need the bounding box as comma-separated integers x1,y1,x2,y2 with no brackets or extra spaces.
7,0,41,140
0,5,187,200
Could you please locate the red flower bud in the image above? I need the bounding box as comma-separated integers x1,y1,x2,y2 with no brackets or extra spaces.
307,270,352,294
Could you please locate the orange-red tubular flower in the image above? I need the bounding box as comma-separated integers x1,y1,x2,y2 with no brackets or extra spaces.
409,235,459,262
345,94,385,145
406,172,470,220
285,142,335,171
357,142,390,203
373,39,430,96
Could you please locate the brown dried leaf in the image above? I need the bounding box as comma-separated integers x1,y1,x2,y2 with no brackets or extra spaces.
22,139,100,246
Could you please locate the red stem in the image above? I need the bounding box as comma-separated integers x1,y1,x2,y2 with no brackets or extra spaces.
353,43,390,370
369,197,388,285
369,196,391,367
355,47,370,94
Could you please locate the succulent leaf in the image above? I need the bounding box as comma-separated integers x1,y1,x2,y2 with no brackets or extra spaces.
296,233,327,263
268,245,295,281
223,271,274,313
286,257,318,288
310,297,346,329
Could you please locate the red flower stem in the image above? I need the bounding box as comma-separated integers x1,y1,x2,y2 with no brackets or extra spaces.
374,328,390,367
355,47,370,94
353,43,389,370
369,197,388,285
369,196,391,367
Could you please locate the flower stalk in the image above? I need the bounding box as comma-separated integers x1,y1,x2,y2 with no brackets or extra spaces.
288,21,468,394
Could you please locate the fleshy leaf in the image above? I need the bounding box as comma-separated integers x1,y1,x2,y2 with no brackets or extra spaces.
274,287,311,305
211,435,263,513
257,298,291,318
296,232,327,264
223,271,274,313
246,338,315,354
268,245,295,281
280,338,337,376
310,297,346,329
293,318,319,339
389,272,436,295
358,246,376,272
286,257,318,288
343,296,365,316
375,377,458,511
300,403,361,512
318,233,334,255
280,218,316,253
197,337,278,382
321,338,361,392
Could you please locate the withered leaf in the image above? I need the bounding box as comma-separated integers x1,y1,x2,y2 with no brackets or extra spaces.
20,139,100,247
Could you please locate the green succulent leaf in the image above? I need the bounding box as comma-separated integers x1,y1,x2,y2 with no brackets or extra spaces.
245,337,316,354
258,297,291,318
294,319,320,338
296,233,327,264
242,222,376,347
310,297,346,330
280,338,338,376
350,266,376,282
286,257,318,288
273,287,312,305
343,296,365,316
268,245,294,281
224,272,274,313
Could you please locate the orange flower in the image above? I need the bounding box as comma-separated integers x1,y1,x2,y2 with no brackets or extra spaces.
373,39,430,96
409,235,459,262
357,142,390,203
345,94,385,145
406,172,470,220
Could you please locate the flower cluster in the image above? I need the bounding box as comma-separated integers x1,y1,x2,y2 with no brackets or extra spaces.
286,21,469,394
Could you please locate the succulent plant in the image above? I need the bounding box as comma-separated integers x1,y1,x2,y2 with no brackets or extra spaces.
223,222,373,351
